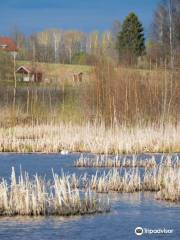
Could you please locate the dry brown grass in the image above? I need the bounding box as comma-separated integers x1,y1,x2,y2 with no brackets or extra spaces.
0,123,180,154
0,168,110,216
75,154,157,168
89,169,141,193
156,167,180,202
77,155,180,202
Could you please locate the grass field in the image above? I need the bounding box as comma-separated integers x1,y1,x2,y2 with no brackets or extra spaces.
17,61,91,84
1,60,178,90
0,61,91,87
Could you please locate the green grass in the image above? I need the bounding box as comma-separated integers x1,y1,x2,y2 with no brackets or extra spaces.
17,61,91,74
0,61,91,87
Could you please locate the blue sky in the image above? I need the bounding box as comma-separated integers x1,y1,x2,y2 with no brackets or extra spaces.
0,0,159,37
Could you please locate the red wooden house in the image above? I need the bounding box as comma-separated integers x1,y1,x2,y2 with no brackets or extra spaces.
0,37,18,53
16,66,43,82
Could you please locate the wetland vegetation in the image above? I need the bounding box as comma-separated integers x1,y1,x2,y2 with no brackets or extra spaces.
0,0,180,239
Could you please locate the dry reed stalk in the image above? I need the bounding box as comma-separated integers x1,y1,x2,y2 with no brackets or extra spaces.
0,168,110,216
156,167,180,202
82,169,142,193
0,123,180,154
79,156,180,202
143,157,180,202
75,154,157,168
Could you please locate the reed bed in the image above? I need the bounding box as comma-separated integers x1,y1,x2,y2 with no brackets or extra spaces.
0,168,110,216
156,167,180,202
75,154,157,168
142,156,180,201
78,156,180,202
75,154,180,168
88,169,141,193
0,123,180,154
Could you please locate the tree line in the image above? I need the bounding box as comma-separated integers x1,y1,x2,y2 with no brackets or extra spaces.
149,0,180,68
0,0,178,71
9,0,179,68
11,27,118,65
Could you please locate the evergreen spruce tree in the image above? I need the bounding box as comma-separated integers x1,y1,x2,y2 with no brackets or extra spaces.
117,13,145,64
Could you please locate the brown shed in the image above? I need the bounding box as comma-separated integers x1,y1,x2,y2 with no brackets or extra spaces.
16,66,43,82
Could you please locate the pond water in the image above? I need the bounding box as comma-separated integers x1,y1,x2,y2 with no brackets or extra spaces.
0,153,179,240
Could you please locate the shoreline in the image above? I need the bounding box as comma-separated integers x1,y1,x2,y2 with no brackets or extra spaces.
0,151,180,155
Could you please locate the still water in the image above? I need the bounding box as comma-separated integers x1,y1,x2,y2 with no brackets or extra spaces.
0,153,179,240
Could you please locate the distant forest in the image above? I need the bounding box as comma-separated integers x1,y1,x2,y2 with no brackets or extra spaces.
5,0,180,68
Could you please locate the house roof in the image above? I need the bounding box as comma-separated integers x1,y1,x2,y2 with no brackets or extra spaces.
16,66,43,74
0,37,18,52
16,66,31,74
